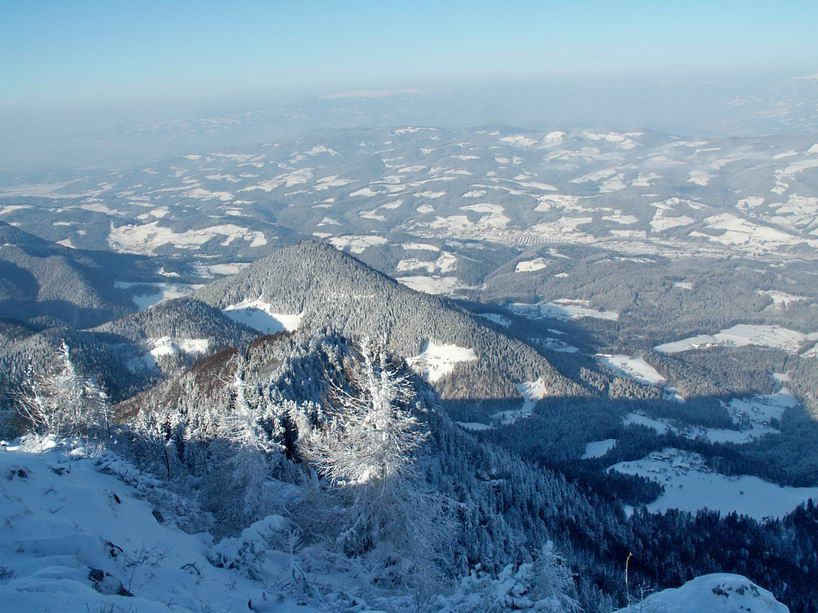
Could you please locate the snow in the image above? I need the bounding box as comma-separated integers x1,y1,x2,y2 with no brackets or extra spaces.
114,281,195,310
623,388,798,444
759,290,807,306
397,275,468,295
477,313,512,328
396,251,457,274
499,134,539,148
0,438,312,612
327,234,388,254
510,300,619,322
688,169,711,186
148,336,209,360
456,421,495,432
611,448,818,520
597,354,665,385
493,379,548,425
349,186,379,198
514,257,548,272
402,242,439,251
656,324,813,353
624,412,673,434
582,439,617,459
614,573,787,613
650,209,695,232
108,222,267,255
407,340,477,383
223,298,302,334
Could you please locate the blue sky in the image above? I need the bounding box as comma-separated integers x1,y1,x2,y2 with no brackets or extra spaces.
3,0,818,114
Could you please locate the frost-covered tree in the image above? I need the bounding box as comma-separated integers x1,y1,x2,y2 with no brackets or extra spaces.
303,338,426,486
16,341,109,437
437,542,579,612
301,338,448,563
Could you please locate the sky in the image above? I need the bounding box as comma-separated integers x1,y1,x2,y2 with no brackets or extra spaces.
3,0,818,115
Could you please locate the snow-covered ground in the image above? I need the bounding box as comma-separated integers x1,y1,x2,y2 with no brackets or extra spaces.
108,222,266,255
614,573,787,613
397,275,468,295
514,257,548,272
622,388,798,444
510,300,619,322
610,448,818,520
0,437,314,612
223,298,303,334
115,281,196,310
145,336,209,366
492,378,549,425
407,340,477,383
656,323,816,353
327,234,388,254
596,354,665,385
477,312,512,328
582,439,617,459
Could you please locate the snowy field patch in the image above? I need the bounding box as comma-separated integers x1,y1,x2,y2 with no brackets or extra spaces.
610,448,818,520
655,324,814,353
596,354,665,385
328,234,388,254
407,340,477,383
582,439,617,459
510,300,619,322
514,257,548,273
223,298,302,334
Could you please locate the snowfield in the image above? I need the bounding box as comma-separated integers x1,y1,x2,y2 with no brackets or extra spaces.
396,275,468,295
596,354,665,385
223,298,303,334
407,340,477,382
656,324,815,353
0,438,314,612
623,388,798,444
108,222,267,255
328,234,388,254
581,439,617,459
146,336,209,363
514,257,548,272
611,448,818,520
493,378,549,425
510,300,619,322
114,281,196,310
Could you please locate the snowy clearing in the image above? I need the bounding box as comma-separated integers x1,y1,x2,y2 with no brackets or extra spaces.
223,298,302,334
108,222,266,255
582,439,618,459
493,379,549,425
610,448,818,520
596,354,665,385
514,257,548,272
407,340,477,383
328,235,388,254
655,324,814,353
510,300,619,322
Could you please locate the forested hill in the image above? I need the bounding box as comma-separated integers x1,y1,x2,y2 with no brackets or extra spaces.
0,220,154,328
196,240,589,402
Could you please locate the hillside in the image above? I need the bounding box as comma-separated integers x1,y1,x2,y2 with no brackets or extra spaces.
0,220,156,328
196,240,588,410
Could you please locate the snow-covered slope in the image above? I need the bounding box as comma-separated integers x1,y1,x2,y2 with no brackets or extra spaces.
0,437,313,612
615,573,788,613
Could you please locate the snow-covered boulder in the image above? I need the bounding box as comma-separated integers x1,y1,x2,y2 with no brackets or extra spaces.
616,573,788,613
